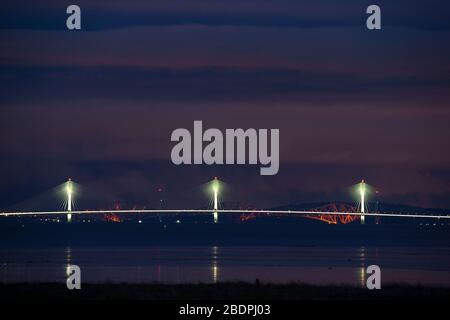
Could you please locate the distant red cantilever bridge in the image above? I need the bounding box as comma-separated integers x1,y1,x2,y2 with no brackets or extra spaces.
239,203,360,224
306,203,360,224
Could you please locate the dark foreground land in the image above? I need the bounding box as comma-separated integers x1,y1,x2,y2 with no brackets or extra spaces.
1,282,449,300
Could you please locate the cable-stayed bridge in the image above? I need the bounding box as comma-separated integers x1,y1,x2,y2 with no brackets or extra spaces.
1,209,448,220
1,178,449,223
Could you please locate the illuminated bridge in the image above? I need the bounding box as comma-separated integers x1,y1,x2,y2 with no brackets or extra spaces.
0,178,449,223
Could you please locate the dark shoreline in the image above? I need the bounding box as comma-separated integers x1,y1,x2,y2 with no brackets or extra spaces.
1,282,449,300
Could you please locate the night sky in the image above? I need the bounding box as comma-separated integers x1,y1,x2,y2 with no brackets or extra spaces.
1,0,450,210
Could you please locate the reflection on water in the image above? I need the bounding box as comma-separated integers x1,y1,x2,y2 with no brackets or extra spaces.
1,246,449,286
358,246,366,287
65,247,72,277
211,246,219,283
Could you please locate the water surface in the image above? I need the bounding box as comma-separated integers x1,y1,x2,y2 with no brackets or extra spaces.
1,246,449,286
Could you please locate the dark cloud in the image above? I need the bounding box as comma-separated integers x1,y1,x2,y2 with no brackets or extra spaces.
2,26,449,78
1,66,449,104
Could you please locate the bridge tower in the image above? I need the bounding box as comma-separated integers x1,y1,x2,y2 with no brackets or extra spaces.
359,179,366,224
212,177,219,223
66,178,73,222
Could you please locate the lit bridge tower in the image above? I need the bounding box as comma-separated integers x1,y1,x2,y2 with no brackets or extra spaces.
66,178,73,222
212,177,219,223
360,179,366,224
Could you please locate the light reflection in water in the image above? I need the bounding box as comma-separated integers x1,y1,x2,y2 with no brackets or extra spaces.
65,247,72,277
156,247,161,282
211,246,219,283
358,246,366,287
1,246,449,286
